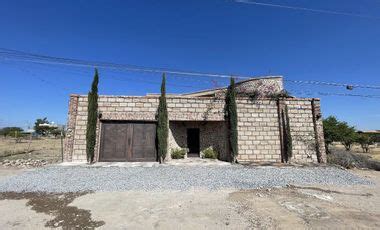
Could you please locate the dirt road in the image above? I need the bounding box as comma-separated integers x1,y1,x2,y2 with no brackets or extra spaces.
0,168,379,229
228,170,380,229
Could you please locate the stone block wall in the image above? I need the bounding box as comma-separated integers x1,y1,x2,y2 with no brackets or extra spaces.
236,99,282,163
311,99,326,163
64,94,326,163
286,99,319,163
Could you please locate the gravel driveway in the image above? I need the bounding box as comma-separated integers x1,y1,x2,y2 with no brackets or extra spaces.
0,165,372,193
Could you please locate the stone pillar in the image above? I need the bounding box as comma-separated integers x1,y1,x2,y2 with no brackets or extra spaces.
94,116,101,163
311,99,327,163
64,95,79,162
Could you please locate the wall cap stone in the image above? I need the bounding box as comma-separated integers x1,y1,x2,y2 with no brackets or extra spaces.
70,94,320,101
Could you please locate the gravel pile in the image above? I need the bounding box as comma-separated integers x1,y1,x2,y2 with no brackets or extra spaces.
0,165,372,193
1,159,48,168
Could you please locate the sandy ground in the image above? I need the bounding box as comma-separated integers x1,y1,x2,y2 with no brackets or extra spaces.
0,167,379,229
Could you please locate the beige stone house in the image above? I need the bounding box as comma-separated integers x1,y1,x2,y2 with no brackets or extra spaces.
64,76,326,163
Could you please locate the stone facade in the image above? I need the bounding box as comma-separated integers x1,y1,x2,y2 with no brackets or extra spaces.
236,99,282,162
169,121,229,161
64,93,326,163
286,99,320,162
235,76,284,96
183,76,284,98
64,95,79,162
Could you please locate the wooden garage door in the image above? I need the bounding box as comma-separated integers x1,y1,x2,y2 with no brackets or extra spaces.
99,122,156,162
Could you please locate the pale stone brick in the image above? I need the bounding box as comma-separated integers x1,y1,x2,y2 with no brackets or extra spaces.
65,94,324,164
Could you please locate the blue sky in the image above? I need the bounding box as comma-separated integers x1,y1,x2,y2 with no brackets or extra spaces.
1,0,379,130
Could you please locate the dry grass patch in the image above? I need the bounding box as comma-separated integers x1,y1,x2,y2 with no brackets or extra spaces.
0,137,62,163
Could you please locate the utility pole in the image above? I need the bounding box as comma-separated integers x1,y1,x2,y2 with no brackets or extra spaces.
60,130,64,162
12,130,19,155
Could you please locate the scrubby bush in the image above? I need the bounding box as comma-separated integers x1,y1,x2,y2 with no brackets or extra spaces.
328,150,380,171
201,147,218,159
171,148,187,159
327,151,355,169
356,133,374,153
0,127,23,137
268,90,291,100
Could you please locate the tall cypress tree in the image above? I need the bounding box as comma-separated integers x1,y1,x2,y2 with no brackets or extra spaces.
284,105,293,161
226,77,238,163
157,73,168,163
86,68,99,163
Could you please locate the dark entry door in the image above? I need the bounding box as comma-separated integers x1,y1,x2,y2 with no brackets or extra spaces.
187,128,200,157
99,122,156,162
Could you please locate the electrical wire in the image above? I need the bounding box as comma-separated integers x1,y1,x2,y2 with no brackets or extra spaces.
2,48,380,99
2,47,380,91
0,48,240,79
233,0,380,20
285,79,380,90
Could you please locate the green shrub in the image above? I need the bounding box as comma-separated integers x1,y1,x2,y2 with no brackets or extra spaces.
323,116,357,153
171,148,187,159
201,147,218,159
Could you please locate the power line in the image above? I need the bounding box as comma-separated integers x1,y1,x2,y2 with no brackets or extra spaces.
106,67,219,84
15,66,69,95
290,89,380,100
0,48,240,79
32,61,213,89
2,60,208,92
31,60,217,86
105,73,206,89
1,47,380,90
6,59,380,100
317,92,380,99
285,79,380,90
233,0,380,20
